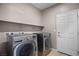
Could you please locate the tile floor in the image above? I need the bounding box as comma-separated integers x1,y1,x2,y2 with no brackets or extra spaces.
47,50,68,56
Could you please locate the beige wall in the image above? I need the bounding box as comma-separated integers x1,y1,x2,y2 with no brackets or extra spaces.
0,3,42,26
42,3,79,49
0,3,43,45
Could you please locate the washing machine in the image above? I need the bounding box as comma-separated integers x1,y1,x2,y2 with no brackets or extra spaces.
6,32,37,56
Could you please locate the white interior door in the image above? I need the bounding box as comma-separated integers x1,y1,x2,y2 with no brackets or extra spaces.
56,10,78,56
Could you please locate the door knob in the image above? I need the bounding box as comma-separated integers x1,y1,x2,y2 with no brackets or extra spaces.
58,32,60,37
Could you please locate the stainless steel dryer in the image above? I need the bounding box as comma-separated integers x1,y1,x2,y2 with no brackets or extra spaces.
6,32,37,56
33,33,51,56
43,33,51,55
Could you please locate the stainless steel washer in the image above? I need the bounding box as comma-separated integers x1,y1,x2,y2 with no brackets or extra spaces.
6,32,37,56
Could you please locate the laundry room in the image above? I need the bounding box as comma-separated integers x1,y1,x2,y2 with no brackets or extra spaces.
0,3,79,56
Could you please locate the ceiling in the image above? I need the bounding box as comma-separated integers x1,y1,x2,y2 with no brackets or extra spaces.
31,3,56,10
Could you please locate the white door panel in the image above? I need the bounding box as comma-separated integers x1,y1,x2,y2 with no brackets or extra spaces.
57,38,77,55
56,10,77,56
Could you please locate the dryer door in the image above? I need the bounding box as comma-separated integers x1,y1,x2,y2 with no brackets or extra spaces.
13,43,34,56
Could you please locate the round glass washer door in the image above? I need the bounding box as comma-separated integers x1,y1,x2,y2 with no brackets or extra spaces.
13,42,35,56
